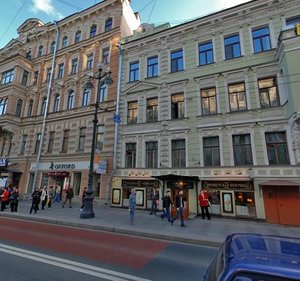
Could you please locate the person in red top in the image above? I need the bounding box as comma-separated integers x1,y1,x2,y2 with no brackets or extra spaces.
1,187,10,211
198,190,211,220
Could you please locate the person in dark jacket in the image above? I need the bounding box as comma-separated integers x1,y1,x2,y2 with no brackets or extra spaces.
160,190,172,222
30,187,41,214
149,187,159,215
9,186,19,212
80,187,88,211
171,189,186,227
62,186,74,208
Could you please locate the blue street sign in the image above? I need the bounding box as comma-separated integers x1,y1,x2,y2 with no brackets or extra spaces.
113,114,120,123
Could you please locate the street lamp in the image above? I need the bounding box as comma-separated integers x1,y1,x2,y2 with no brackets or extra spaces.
80,65,113,219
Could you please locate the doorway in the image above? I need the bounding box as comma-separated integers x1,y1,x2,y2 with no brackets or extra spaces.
220,191,236,216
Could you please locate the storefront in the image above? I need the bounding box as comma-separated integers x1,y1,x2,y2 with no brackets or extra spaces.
111,179,159,209
202,180,256,218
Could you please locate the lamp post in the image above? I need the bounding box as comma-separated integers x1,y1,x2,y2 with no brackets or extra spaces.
80,65,113,219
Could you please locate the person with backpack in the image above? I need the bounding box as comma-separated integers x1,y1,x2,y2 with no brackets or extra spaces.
30,187,41,214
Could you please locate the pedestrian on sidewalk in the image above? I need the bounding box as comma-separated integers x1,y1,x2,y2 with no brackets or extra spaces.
1,187,10,211
47,186,54,208
29,187,41,214
160,190,172,222
149,187,159,215
41,186,48,210
129,188,136,225
80,187,87,211
171,189,185,227
53,184,61,203
9,186,19,212
198,190,211,220
62,186,74,208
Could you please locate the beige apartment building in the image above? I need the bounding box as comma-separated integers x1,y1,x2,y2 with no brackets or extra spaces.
112,0,300,225
0,0,140,202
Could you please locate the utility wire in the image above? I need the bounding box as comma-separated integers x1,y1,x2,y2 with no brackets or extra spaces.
147,0,156,23
0,0,27,45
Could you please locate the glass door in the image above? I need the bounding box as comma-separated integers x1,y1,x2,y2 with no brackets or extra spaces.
220,190,236,216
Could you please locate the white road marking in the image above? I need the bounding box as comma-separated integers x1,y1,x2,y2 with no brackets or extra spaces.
0,243,151,281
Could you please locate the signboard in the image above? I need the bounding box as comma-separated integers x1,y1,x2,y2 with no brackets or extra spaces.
113,114,120,123
296,24,300,36
202,180,254,190
0,158,8,167
96,160,107,174
122,179,158,188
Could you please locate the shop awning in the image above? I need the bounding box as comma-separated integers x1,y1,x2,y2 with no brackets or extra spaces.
152,174,200,182
259,180,299,187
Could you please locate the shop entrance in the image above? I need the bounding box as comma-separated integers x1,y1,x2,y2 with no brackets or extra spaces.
263,186,300,226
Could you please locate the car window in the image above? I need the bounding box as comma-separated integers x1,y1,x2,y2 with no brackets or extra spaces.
232,272,296,281
206,243,225,281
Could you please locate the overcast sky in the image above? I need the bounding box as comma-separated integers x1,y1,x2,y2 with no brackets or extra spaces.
0,0,251,49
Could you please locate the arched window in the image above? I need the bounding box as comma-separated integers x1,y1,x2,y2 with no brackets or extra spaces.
98,84,107,103
105,18,113,32
41,97,47,115
50,41,56,53
90,25,97,38
62,36,68,48
67,91,75,109
0,98,8,115
53,94,60,112
75,31,81,43
38,45,44,57
82,89,90,106
27,99,33,116
16,99,23,117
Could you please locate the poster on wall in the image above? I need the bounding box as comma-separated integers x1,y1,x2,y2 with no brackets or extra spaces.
112,189,121,205
135,189,144,206
222,192,234,214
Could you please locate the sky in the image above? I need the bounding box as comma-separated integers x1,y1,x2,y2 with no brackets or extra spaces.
0,0,251,49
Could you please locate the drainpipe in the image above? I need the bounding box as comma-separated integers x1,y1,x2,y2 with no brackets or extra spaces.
32,21,59,190
104,42,123,204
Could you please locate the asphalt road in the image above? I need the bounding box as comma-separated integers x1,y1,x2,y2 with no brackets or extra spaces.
0,217,218,281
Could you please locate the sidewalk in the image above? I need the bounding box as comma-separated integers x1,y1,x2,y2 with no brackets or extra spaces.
1,200,300,247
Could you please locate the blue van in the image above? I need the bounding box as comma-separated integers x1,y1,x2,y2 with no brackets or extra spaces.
204,233,300,281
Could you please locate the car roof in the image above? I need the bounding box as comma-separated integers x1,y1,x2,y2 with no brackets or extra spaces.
223,233,300,279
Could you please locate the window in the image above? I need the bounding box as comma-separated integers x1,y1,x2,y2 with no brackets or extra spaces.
172,139,186,167
170,49,183,72
75,31,81,43
201,87,217,115
105,18,113,32
203,137,220,166
90,25,97,38
96,125,104,151
22,70,29,86
147,98,158,122
86,53,94,69
41,97,47,115
78,127,86,151
286,16,300,27
198,41,214,65
252,27,271,53
38,45,44,57
62,36,68,48
33,71,38,85
1,69,14,84
67,91,75,110
258,77,279,108
47,131,55,153
62,130,70,153
224,34,241,60
228,83,247,111
127,101,138,124
27,99,33,116
16,99,23,117
50,41,56,53
98,84,107,103
102,48,110,64
233,134,253,165
265,132,290,165
129,61,139,82
53,94,60,112
71,58,78,74
171,93,184,119
0,98,7,115
57,63,64,79
146,141,158,168
34,133,41,154
20,135,27,155
46,67,51,82
147,56,158,78
125,143,136,168
82,89,90,106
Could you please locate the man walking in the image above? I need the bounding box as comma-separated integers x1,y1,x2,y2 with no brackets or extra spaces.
160,190,172,222
171,190,185,227
149,187,159,215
